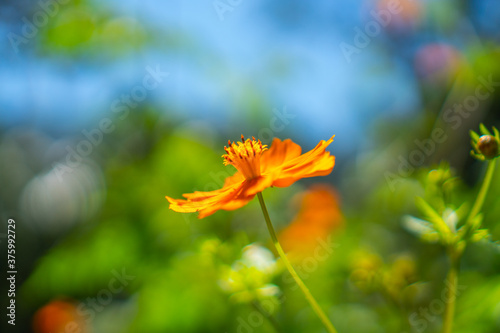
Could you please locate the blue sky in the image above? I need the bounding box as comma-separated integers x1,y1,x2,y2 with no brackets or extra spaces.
0,0,422,152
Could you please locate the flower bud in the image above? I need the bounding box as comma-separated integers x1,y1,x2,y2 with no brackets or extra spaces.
477,135,499,159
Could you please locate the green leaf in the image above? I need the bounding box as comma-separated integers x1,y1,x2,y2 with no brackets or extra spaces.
415,197,450,237
471,150,485,161
415,197,439,220
493,126,500,139
471,229,491,243
454,202,470,222
479,123,491,136
470,213,484,230
470,130,480,142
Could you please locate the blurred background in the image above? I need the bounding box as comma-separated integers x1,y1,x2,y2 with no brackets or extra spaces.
1,0,500,332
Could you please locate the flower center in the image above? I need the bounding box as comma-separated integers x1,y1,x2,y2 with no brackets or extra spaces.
223,135,268,180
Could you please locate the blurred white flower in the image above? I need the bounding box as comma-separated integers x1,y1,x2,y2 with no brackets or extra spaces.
218,243,281,303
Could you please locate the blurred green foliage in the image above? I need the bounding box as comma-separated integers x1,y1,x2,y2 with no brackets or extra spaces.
19,116,500,332
3,1,500,332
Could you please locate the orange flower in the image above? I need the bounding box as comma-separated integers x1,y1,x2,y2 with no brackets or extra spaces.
33,299,87,333
166,135,335,218
280,184,344,260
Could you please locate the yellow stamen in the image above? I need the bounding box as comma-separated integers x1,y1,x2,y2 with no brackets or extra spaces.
222,135,267,180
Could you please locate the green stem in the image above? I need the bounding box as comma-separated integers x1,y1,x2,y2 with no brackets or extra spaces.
442,159,496,333
465,160,496,230
442,250,460,333
257,192,338,333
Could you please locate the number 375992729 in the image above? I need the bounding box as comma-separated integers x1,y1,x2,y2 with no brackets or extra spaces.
7,219,16,270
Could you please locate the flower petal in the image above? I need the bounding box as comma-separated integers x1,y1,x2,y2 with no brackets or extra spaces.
260,138,302,174
166,182,241,213
198,194,254,218
240,176,275,197
223,171,245,186
271,136,335,187
166,179,257,218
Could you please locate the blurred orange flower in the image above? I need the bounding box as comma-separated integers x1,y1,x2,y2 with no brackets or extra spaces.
33,299,87,333
377,0,422,29
280,184,344,259
166,135,335,218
